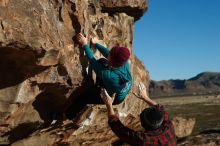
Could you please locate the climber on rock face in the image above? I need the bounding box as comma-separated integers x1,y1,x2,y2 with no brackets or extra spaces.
100,82,177,146
77,33,132,104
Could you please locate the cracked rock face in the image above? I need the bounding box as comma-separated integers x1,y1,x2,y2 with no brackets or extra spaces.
0,0,149,145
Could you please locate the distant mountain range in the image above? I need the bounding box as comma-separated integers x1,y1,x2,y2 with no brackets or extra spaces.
149,72,220,97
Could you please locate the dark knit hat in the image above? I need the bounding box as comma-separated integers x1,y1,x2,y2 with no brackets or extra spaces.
110,46,130,67
140,106,164,130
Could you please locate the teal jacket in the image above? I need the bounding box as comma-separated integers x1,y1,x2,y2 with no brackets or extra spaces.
82,43,132,103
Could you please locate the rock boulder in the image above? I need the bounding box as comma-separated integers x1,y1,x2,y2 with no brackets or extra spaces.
0,0,149,145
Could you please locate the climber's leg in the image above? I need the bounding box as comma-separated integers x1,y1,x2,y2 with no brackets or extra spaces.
86,58,109,104
82,58,108,104
65,58,110,118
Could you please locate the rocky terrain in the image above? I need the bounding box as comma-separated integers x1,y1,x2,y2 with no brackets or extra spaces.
150,72,220,97
0,0,219,145
177,129,220,146
0,0,150,145
155,94,220,146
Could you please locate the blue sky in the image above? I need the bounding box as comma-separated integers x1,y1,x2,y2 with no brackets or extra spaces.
134,0,220,81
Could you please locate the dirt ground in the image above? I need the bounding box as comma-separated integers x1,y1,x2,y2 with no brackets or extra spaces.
154,95,220,134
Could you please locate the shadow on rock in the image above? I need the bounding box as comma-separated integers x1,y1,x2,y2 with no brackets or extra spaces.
2,122,41,145
199,129,220,134
32,75,104,126
32,83,71,125
65,82,105,119
112,139,126,146
32,80,98,121
0,46,47,89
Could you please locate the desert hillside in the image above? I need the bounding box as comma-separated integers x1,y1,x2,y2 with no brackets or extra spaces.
150,72,220,97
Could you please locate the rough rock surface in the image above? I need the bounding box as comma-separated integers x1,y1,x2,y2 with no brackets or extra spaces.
172,117,196,138
99,0,148,21
0,0,149,145
177,129,220,146
1,0,219,145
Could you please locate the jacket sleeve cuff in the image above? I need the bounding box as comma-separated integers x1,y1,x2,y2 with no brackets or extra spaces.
108,115,119,123
95,43,101,48
155,104,164,112
155,104,170,122
82,44,89,49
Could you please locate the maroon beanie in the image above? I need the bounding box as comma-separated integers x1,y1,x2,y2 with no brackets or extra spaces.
110,46,130,67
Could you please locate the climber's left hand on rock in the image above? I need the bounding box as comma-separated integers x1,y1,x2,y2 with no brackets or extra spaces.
77,33,88,46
